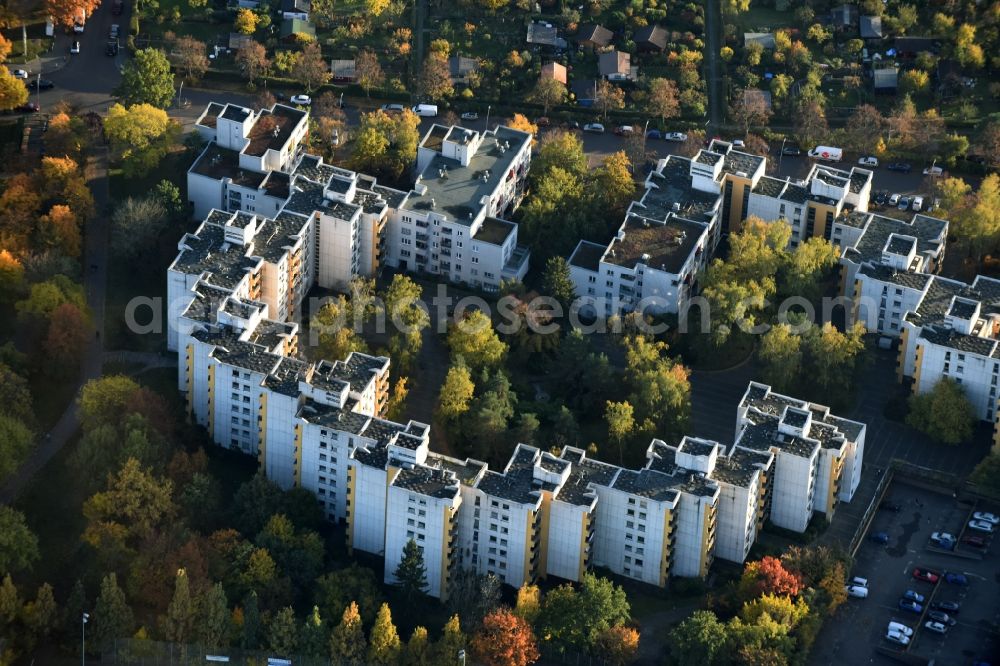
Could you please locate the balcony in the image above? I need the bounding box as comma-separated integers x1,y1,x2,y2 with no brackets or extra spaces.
440,248,451,257
416,220,429,228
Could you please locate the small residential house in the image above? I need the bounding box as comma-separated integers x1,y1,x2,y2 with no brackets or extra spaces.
860,16,883,40
331,58,356,82
873,66,898,94
599,50,632,80
448,55,478,85
743,32,776,49
576,24,613,50
634,24,669,52
228,33,253,50
541,61,567,85
280,18,315,41
572,79,599,106
527,21,566,49
894,37,939,58
830,3,858,29
281,0,310,20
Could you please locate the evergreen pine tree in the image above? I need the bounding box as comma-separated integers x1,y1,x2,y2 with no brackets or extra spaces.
394,538,429,600
241,591,261,649
163,568,194,643
92,573,134,649
367,602,401,665
329,601,367,665
196,583,229,648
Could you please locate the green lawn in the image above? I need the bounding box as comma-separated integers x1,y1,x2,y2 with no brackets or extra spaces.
737,7,793,32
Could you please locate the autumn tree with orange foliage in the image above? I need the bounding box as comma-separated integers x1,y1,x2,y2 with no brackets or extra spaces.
39,205,81,257
0,34,12,63
44,302,89,374
739,556,803,600
470,608,539,666
595,625,640,666
506,113,538,141
46,0,101,29
0,174,41,252
0,249,24,298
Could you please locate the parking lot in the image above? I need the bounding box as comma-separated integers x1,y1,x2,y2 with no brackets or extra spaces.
811,481,1000,665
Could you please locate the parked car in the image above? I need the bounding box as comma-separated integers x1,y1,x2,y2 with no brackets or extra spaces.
380,103,405,113
614,125,634,136
534,117,551,127
15,102,38,113
944,572,968,585
888,193,901,206
666,131,687,142
70,41,80,54
731,139,746,148
10,69,27,79
73,22,84,33
105,41,119,56
930,600,960,614
973,511,999,525
460,112,478,121
898,599,923,613
931,531,956,543
924,621,948,635
911,195,924,211
289,94,311,105
873,191,889,206
962,535,987,548
913,567,940,583
928,610,956,626
846,584,868,598
968,519,994,533
898,196,911,210
851,576,868,588
859,156,879,167
646,129,662,140
887,162,912,173
781,144,802,156
870,531,889,544
902,590,925,603
583,123,605,133
924,165,944,177
886,631,910,646
109,24,119,38
27,78,54,91
411,104,438,117
887,622,913,637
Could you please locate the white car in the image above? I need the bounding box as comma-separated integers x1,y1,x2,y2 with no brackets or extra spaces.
968,519,994,533
460,111,478,120
330,128,339,147
911,195,924,211
931,531,955,543
924,165,943,177
886,631,910,646
380,103,405,113
858,156,879,167
583,123,605,133
924,621,947,635
731,139,745,148
10,69,27,79
851,576,869,588
666,131,687,142
973,511,999,525
73,22,84,33
888,193,901,206
290,94,311,106
846,584,868,598
70,41,80,54
887,622,913,637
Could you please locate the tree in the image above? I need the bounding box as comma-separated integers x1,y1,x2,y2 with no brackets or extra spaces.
45,302,89,373
907,378,975,444
355,49,385,97
0,413,33,481
173,36,209,83
163,568,195,643
78,375,142,431
315,564,384,624
952,174,1000,260
514,585,541,626
0,34,11,62
802,323,864,395
268,606,299,655
542,256,576,312
234,7,258,34
534,130,587,179
731,89,772,136
196,583,230,648
969,453,1000,498
438,360,475,421
471,609,539,666
646,78,681,125
45,0,100,28
954,24,984,68
0,68,27,111
292,42,331,92
366,0,392,15
235,40,270,86
39,204,81,257
759,325,801,392
594,79,625,121
669,610,729,666
528,76,566,114
594,150,635,213
899,69,930,95
330,601,367,665
241,592,262,649
104,104,179,178
393,538,428,600
793,100,828,149
0,574,19,628
93,573,134,647
448,570,503,629
0,506,39,574
16,275,86,324
539,574,630,653
0,251,24,299
82,457,176,545
622,335,691,437
596,626,640,666
368,602,402,665
605,400,635,464
785,237,838,298
447,310,507,369
300,606,327,656
435,614,467,666
507,113,538,138
843,105,885,154
417,52,453,100
739,556,803,599
24,582,58,642
116,48,176,109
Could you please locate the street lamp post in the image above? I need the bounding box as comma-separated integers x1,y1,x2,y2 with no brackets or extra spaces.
81,612,89,666
779,137,787,171
458,649,466,666
485,105,491,130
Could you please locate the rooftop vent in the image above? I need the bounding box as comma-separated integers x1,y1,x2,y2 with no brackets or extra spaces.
640,253,651,263
671,202,681,212
430,198,436,209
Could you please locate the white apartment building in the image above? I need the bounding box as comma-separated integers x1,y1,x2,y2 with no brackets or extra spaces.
187,103,531,295
835,211,949,336
568,140,876,318
897,274,1000,442
735,382,866,532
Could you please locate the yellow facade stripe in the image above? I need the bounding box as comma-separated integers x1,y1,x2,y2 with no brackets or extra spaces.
897,327,910,382
659,508,673,587
258,392,268,466
293,424,303,487
440,505,452,601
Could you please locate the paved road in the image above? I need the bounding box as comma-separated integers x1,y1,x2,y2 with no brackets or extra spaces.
703,0,723,133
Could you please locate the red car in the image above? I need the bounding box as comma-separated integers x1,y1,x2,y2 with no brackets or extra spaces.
913,567,940,583
962,535,986,548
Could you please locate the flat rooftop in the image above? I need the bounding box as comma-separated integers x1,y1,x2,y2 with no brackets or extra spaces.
190,143,266,189
604,214,705,275
568,240,605,272
245,105,307,157
473,217,515,246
